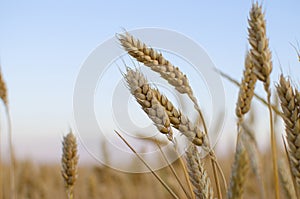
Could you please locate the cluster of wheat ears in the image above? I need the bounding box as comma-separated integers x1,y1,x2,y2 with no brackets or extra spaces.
1,2,300,199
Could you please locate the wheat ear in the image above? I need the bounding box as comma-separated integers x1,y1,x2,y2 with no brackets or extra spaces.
236,52,257,121
124,68,210,148
248,3,280,198
61,131,78,199
185,145,214,199
240,123,266,198
276,75,300,191
124,67,174,141
278,160,297,199
227,137,249,199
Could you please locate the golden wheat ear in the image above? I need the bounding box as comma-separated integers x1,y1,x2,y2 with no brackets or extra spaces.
276,75,300,192
185,144,214,199
61,131,78,199
235,51,257,122
227,136,249,199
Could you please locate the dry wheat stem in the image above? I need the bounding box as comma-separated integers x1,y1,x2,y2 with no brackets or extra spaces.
248,3,280,198
61,131,78,199
227,138,249,199
185,145,214,199
114,130,179,199
155,141,192,199
277,75,300,190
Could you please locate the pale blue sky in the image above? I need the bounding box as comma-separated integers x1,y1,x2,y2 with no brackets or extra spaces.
0,1,299,162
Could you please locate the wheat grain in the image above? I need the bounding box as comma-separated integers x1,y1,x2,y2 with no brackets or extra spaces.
61,131,78,199
185,145,213,199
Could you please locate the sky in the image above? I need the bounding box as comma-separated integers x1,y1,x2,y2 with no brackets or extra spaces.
0,1,299,163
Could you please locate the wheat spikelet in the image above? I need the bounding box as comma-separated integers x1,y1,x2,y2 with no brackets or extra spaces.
278,160,297,199
227,138,249,199
185,145,213,199
248,2,272,91
61,131,78,199
236,52,257,120
276,75,300,188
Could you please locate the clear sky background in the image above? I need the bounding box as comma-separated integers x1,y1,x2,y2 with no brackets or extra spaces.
0,1,299,163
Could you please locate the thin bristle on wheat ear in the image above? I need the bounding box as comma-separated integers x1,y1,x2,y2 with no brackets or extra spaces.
227,138,249,199
185,145,213,199
61,131,78,199
276,75,300,189
236,52,257,120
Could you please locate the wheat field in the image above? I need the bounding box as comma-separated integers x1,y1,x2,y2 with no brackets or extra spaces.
1,2,300,199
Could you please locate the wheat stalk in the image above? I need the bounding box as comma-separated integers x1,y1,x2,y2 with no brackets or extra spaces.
185,145,214,199
227,137,249,199
61,131,78,199
276,75,300,191
248,3,280,198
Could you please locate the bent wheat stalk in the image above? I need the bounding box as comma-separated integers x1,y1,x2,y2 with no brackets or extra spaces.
115,130,179,199
61,131,78,199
